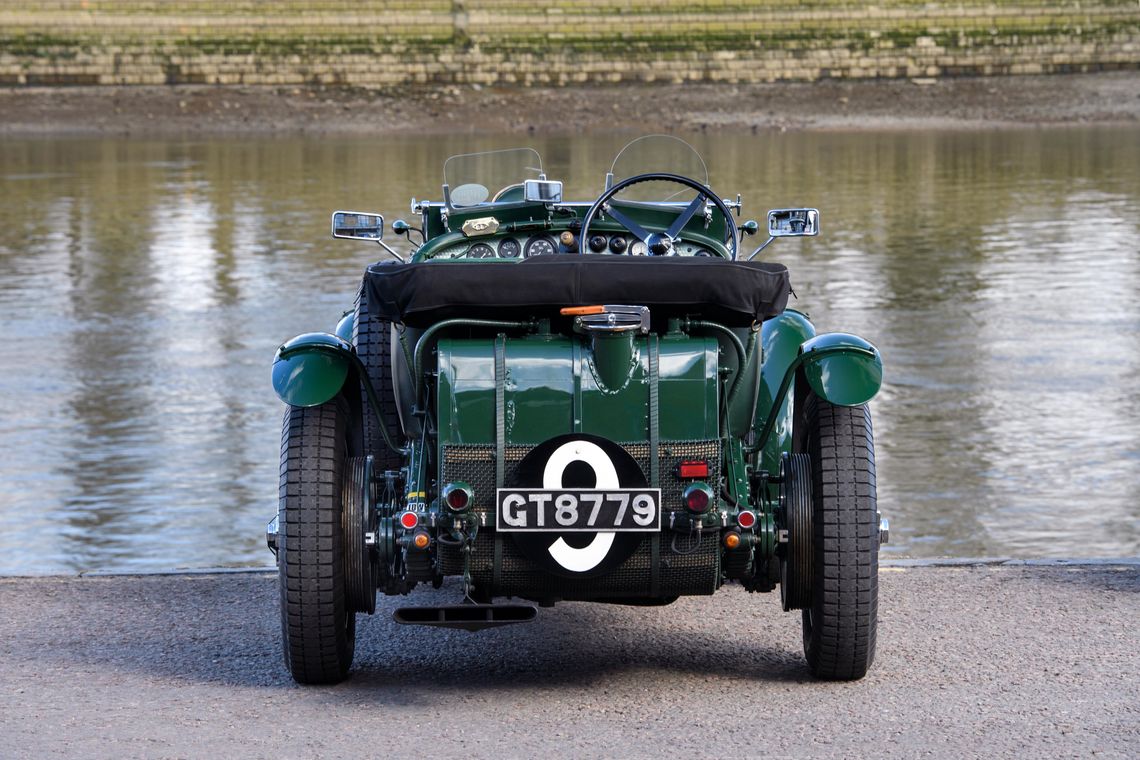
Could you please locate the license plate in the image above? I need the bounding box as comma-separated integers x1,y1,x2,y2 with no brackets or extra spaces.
496,488,661,532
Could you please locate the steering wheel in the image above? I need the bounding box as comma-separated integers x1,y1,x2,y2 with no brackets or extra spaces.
578,173,738,259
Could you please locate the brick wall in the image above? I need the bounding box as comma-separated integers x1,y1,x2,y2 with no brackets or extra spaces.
1,1,1137,87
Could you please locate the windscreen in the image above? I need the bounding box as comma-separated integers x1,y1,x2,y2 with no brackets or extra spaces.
607,135,710,202
443,148,544,207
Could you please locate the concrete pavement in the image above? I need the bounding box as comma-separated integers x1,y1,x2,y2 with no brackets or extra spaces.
1,563,1137,759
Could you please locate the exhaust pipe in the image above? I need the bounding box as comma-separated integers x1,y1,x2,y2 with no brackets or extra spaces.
393,604,537,632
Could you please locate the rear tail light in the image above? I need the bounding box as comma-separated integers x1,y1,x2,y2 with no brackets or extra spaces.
442,482,474,512
736,510,757,530
399,511,419,530
682,482,713,514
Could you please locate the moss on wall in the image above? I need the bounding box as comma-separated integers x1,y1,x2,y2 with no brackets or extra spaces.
0,0,1136,85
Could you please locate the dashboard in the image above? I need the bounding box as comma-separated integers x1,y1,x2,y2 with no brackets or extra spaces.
433,233,716,260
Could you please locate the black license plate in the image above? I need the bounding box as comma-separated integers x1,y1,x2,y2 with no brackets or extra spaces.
495,488,661,532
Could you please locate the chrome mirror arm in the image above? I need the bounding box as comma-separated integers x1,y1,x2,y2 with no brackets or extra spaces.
376,239,406,262
747,237,776,261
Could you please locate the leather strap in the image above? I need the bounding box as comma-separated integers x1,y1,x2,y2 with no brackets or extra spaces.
493,333,506,589
648,335,661,598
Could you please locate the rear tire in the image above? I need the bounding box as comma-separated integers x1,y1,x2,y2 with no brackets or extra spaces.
352,279,403,470
799,392,879,681
278,398,355,684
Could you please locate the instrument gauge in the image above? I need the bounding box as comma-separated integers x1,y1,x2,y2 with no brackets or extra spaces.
498,238,521,258
467,243,496,259
629,241,648,256
438,244,469,259
524,236,556,258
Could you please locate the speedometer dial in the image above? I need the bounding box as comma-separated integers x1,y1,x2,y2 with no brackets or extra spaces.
467,243,496,259
524,236,556,258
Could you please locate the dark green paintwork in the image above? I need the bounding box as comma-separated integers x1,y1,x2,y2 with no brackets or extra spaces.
723,437,752,511
725,328,761,439
589,332,638,392
271,332,351,408
756,309,816,475
412,318,536,408
436,333,719,446
272,331,408,456
335,310,355,343
752,340,880,467
800,332,883,407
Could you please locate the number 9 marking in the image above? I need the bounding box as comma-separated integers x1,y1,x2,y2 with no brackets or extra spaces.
542,441,618,573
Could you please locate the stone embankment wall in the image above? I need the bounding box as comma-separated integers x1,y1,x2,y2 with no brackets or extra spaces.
1,1,1137,87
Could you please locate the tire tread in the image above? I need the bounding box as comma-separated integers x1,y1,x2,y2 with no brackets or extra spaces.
803,393,879,681
352,281,403,470
278,399,355,685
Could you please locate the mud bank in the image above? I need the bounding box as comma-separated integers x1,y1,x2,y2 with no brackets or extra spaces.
1,72,1137,137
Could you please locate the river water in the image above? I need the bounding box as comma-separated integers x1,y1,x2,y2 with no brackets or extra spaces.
1,130,1137,573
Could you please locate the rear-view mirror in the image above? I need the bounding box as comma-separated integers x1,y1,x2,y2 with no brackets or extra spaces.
767,208,819,237
332,211,384,241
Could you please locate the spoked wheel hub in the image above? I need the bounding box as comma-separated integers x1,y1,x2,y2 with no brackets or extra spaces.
779,452,812,612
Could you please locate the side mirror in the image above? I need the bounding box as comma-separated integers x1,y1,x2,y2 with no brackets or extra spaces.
767,208,819,237
331,210,384,241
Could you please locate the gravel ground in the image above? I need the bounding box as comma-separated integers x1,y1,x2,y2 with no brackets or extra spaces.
1,72,1137,136
1,563,1137,759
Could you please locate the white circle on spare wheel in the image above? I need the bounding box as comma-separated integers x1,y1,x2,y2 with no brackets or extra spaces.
542,440,618,573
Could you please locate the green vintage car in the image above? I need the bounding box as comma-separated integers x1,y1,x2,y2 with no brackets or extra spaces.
267,137,887,684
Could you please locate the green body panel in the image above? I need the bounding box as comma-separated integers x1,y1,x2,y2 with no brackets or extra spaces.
723,437,752,510
724,328,760,439
589,332,638,392
799,332,883,407
270,332,351,408
436,334,719,446
756,310,816,474
335,310,355,343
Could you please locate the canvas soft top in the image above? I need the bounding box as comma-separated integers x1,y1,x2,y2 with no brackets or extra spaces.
364,255,791,327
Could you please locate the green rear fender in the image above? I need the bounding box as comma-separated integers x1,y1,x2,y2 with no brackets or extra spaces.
271,332,353,407
756,310,816,472
799,332,883,407
754,312,882,474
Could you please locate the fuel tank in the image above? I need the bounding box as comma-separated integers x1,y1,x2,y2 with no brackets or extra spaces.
436,333,719,447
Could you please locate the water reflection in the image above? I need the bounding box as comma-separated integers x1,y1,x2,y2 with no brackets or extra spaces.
0,130,1137,572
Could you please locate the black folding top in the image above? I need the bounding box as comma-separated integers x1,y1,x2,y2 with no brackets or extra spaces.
365,255,791,327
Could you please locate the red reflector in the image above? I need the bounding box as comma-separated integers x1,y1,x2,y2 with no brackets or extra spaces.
678,460,709,479
737,510,757,530
446,489,468,511
399,512,419,530
685,488,710,514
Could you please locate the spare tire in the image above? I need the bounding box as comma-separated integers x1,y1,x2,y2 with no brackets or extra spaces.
352,277,404,471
